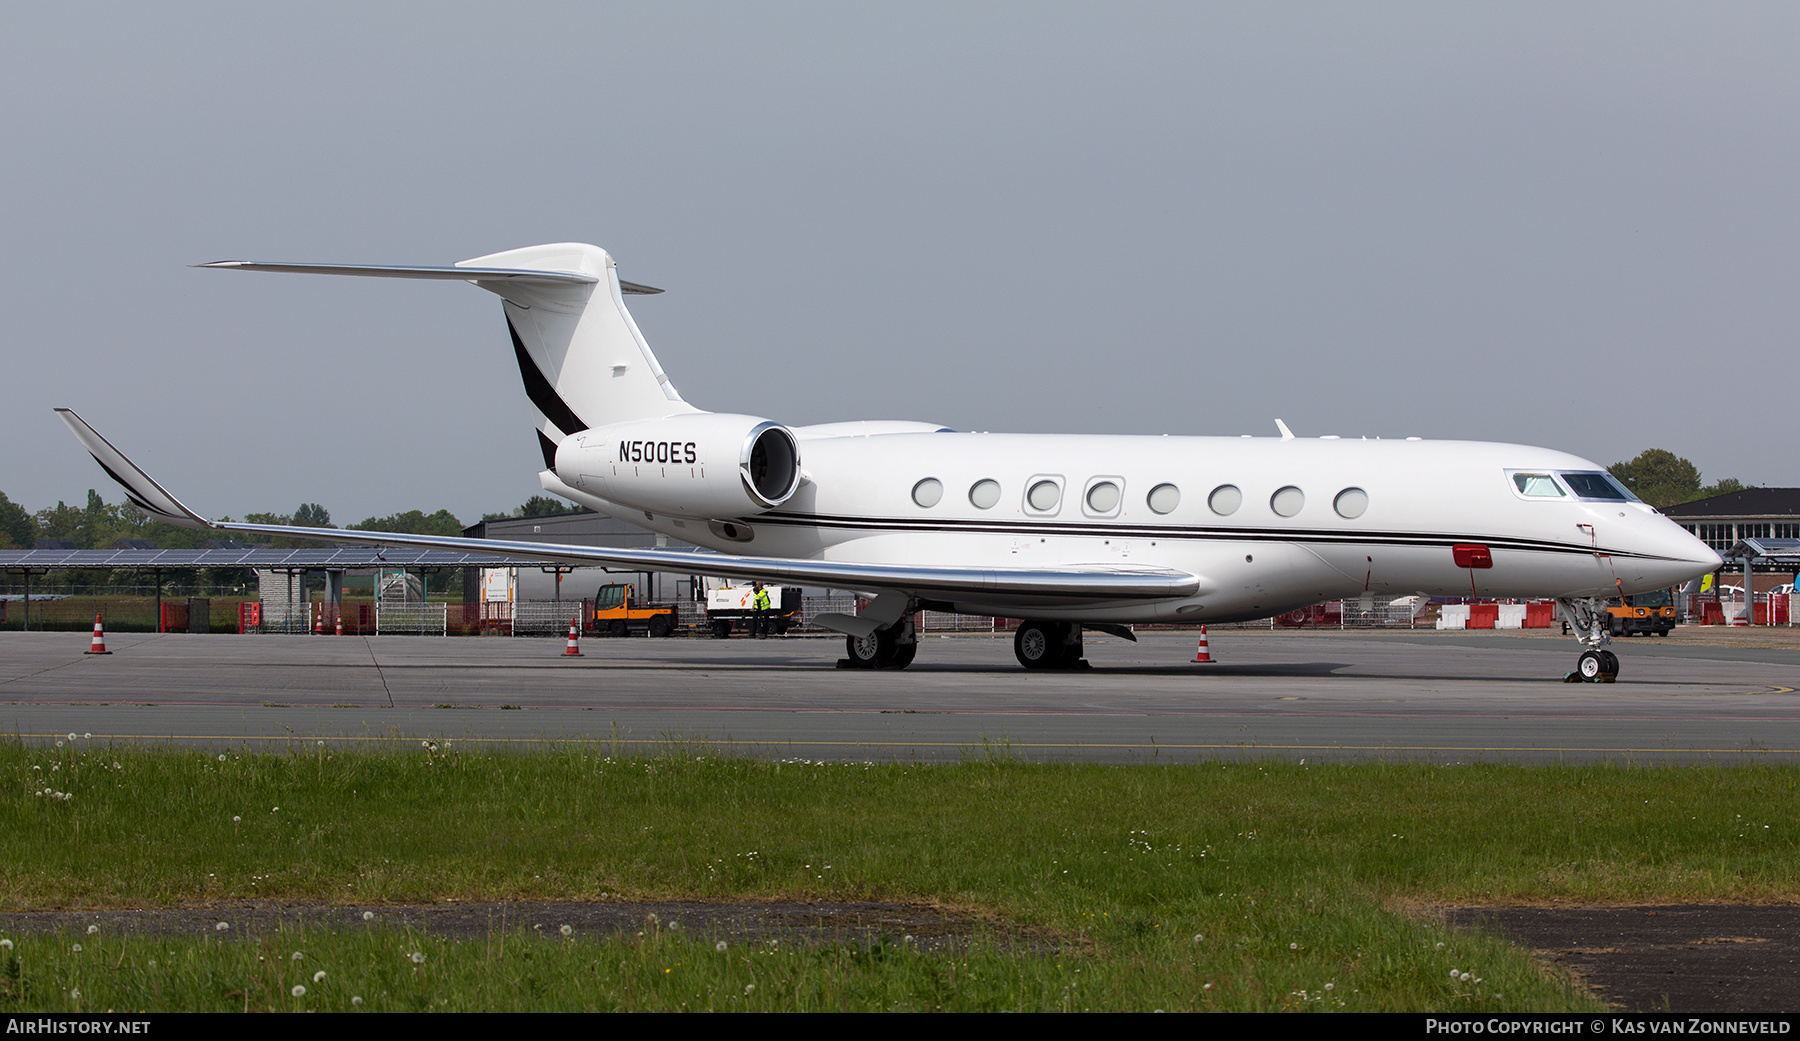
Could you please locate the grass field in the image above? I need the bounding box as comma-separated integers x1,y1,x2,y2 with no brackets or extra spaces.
5,741,1796,1011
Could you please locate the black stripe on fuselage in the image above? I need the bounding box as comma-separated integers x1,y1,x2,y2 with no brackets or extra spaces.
751,511,1668,560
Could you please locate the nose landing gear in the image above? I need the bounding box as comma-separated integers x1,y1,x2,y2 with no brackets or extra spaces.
1559,598,1620,683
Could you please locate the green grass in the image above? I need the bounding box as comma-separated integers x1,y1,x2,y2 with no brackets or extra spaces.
6,742,1799,1010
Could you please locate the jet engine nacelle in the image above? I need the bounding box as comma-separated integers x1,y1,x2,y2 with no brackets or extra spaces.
555,413,802,518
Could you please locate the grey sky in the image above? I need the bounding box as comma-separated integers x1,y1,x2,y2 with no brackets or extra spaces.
4,3,1795,524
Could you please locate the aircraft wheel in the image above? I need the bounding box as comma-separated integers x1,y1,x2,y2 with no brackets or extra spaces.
1600,650,1620,680
846,629,895,668
711,620,732,639
648,614,674,638
890,642,916,669
1014,622,1061,670
607,620,628,638
1576,650,1604,682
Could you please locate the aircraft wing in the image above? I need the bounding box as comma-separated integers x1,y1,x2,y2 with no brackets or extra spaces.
56,409,1200,602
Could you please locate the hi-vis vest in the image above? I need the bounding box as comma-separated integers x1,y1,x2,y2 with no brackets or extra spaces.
754,589,771,610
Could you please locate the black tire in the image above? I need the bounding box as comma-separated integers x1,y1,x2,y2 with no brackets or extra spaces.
890,642,916,669
773,618,789,636
846,629,894,668
648,614,674,638
607,620,628,638
711,620,732,639
1577,650,1604,681
1600,650,1620,677
1014,622,1061,670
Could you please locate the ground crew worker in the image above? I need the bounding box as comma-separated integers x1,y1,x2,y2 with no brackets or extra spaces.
752,582,772,638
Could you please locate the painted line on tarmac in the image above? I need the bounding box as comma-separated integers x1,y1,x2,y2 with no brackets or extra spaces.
13,733,1800,755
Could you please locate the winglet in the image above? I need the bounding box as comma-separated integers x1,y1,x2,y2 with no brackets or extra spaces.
54,409,211,529
1274,418,1296,441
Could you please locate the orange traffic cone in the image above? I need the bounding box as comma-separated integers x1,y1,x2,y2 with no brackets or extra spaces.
563,616,583,657
335,612,344,636
86,613,111,655
313,608,323,635
1191,625,1214,664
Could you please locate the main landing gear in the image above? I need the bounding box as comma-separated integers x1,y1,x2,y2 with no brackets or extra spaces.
1558,597,1620,683
841,611,917,669
1013,621,1089,670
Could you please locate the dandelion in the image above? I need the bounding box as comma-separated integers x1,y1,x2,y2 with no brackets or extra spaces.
217,754,226,762
410,951,425,965
83,733,90,739
1460,972,1471,982
560,925,572,938
292,951,304,961
70,944,82,953
67,733,76,742
0,939,11,950
715,940,728,952
1203,983,1213,991
271,806,279,813
54,741,62,749
352,997,363,1007
1193,933,1204,943
1324,982,1335,991
1450,969,1460,979
744,984,756,995
69,989,80,1001
362,911,374,921
215,922,230,932
86,925,98,935
1289,942,1298,951
232,815,240,823
313,971,326,983
291,985,306,998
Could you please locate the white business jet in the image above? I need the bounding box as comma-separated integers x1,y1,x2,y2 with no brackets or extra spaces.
59,243,1720,680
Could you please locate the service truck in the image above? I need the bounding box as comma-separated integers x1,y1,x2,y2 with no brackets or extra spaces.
703,583,801,638
591,582,681,637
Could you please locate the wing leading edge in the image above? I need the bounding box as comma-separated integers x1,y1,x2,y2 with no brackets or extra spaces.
55,409,1202,603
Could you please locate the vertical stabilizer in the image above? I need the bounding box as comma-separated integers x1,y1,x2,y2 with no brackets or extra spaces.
458,243,701,436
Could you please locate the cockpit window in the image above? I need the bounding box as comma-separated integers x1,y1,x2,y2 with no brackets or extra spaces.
1512,473,1565,497
1560,471,1639,502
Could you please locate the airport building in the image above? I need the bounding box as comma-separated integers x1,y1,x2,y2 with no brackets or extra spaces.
1664,489,1800,555
1664,488,1800,588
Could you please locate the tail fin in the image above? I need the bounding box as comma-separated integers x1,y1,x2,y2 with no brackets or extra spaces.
200,242,702,437
459,243,699,435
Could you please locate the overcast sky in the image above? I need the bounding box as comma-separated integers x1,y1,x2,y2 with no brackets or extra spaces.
4,3,1796,524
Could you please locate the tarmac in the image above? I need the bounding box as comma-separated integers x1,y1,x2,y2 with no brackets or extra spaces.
4,625,1800,763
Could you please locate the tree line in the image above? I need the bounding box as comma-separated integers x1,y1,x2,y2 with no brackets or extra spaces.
1606,450,1744,509
0,491,583,551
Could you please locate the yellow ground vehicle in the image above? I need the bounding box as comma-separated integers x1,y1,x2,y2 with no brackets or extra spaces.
1605,590,1676,637
591,583,680,638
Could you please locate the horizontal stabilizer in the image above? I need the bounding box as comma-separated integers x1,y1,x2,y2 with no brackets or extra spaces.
196,260,664,294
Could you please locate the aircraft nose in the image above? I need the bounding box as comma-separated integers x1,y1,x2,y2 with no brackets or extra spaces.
1653,520,1722,579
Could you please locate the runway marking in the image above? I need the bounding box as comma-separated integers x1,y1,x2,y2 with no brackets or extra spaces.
13,733,1800,755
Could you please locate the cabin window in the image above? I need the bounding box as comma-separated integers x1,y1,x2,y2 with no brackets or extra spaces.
1512,473,1565,497
1333,487,1368,519
968,479,1001,509
911,478,943,508
1208,484,1241,516
1085,480,1121,514
1271,486,1305,517
1148,483,1181,515
1027,479,1062,512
